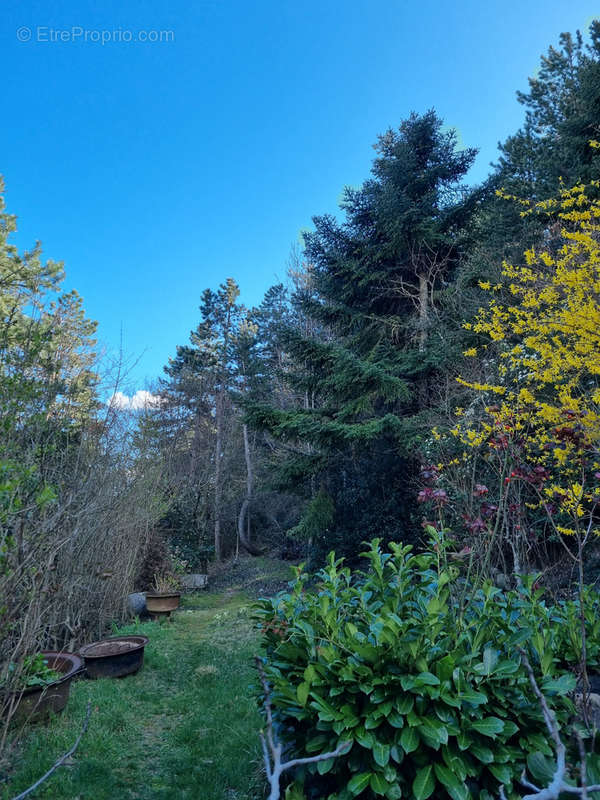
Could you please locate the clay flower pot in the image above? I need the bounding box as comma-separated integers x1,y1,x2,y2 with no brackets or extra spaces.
145,591,181,618
79,635,149,679
3,651,83,723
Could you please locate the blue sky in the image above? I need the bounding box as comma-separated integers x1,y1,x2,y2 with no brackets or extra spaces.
1,0,599,398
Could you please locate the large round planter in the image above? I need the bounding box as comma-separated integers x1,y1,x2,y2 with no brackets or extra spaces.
79,635,149,679
3,651,83,724
126,591,149,618
145,591,181,616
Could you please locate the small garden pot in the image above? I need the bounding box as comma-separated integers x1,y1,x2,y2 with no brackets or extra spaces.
79,635,149,679
3,651,83,724
145,591,181,617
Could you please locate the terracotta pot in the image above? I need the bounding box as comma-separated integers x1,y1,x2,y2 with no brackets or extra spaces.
79,635,149,679
145,591,181,614
3,651,83,723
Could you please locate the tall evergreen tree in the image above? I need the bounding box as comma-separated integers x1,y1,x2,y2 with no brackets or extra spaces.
496,22,600,195
155,278,244,561
197,279,242,562
245,111,477,560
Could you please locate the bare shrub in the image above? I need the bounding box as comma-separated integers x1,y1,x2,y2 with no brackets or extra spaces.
0,399,164,759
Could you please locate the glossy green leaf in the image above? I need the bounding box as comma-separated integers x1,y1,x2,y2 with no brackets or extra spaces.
417,671,440,686
488,763,512,785
387,710,405,728
317,757,335,775
356,729,375,749
370,772,390,795
348,772,372,795
297,681,310,706
373,741,391,767
400,726,419,753
541,673,576,695
469,742,494,764
385,784,402,800
470,717,504,738
434,762,470,800
395,695,414,714
412,765,435,800
526,752,556,785
418,718,448,749
482,647,498,675
459,688,487,706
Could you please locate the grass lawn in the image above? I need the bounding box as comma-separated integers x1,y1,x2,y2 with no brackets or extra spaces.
0,578,282,800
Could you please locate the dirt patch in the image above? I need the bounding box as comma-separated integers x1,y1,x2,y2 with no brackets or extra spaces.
82,640,140,657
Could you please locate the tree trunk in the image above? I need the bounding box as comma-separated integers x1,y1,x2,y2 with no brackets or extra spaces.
213,301,233,562
213,394,223,561
238,423,263,556
418,271,428,353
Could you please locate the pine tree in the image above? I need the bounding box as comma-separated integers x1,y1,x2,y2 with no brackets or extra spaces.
496,22,600,196
0,179,98,437
245,111,477,560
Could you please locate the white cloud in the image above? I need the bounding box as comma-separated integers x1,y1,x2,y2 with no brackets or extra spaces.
108,390,161,411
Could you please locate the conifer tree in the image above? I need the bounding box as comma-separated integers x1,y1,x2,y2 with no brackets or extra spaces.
245,111,477,559
496,22,600,196
157,278,244,560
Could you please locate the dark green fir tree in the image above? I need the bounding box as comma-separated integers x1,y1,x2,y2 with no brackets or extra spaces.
245,111,477,561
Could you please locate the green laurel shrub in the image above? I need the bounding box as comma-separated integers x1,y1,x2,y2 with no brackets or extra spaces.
254,537,580,800
553,586,600,673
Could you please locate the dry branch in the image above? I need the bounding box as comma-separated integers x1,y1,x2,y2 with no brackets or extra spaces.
10,700,92,800
255,657,351,800
514,650,600,800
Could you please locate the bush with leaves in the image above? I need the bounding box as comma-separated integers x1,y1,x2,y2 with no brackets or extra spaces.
254,536,588,800
553,587,600,674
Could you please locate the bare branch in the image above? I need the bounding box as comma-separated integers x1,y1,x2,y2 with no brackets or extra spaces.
255,657,351,800
514,651,600,800
10,700,92,800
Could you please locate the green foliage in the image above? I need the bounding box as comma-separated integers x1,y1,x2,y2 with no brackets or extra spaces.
0,178,98,429
496,22,600,196
288,490,335,542
547,587,600,674
144,22,600,570
254,539,586,799
244,111,477,561
2,654,61,690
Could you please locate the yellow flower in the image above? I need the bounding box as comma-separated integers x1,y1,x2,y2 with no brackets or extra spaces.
557,526,575,536
518,388,536,405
